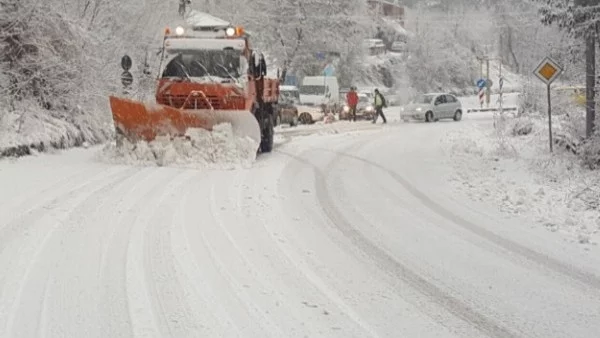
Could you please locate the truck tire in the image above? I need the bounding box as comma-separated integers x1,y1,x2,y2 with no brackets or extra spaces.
260,111,274,153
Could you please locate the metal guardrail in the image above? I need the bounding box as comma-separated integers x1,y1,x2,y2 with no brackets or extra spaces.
467,106,518,113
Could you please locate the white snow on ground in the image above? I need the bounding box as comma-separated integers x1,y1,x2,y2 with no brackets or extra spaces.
98,123,258,170
275,120,386,138
444,113,600,246
2,107,600,337
459,92,520,111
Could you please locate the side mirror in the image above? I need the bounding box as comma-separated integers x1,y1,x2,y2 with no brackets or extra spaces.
248,50,255,75
258,53,267,77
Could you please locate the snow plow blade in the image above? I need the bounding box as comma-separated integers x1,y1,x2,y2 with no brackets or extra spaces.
108,96,260,146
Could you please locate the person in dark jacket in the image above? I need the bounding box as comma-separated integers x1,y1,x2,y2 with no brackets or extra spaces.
372,89,387,124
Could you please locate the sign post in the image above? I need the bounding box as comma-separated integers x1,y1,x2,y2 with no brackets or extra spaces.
533,57,563,153
120,55,133,95
476,78,486,108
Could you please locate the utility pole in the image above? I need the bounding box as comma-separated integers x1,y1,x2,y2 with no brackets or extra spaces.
484,45,491,108
585,30,596,137
485,56,492,108
575,0,597,137
499,60,503,116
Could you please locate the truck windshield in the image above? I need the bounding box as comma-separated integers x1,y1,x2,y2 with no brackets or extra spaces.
162,49,243,80
300,85,326,95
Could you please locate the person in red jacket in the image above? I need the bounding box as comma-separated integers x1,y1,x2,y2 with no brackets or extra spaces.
346,87,359,122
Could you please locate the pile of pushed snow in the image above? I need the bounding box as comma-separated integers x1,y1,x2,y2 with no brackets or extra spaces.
98,123,258,169
444,119,600,247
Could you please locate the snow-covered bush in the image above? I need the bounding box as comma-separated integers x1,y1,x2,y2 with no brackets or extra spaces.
580,132,600,169
511,117,535,136
0,0,177,155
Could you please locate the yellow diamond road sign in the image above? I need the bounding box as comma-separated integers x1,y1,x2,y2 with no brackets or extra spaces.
534,57,563,85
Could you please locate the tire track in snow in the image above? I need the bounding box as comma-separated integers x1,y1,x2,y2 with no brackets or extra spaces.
142,171,209,337
178,175,279,337
98,169,182,338
95,168,160,338
0,166,92,222
202,172,288,337
30,168,150,338
276,149,518,338
251,153,383,337
312,142,600,292
0,166,120,252
1,166,138,337
353,156,600,338
125,170,196,337
230,161,378,337
170,177,243,337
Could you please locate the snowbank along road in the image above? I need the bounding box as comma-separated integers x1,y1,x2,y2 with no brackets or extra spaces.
1,112,600,338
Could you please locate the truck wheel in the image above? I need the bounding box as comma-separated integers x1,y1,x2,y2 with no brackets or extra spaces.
290,115,298,127
260,114,274,153
299,112,312,124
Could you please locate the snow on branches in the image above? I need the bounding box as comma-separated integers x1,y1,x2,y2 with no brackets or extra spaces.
536,0,600,37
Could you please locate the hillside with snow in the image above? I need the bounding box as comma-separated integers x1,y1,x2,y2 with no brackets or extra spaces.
0,0,593,158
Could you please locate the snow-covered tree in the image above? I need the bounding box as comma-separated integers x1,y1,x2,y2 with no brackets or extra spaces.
536,0,600,37
205,0,372,85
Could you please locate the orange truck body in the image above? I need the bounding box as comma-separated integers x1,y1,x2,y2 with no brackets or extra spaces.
108,16,280,152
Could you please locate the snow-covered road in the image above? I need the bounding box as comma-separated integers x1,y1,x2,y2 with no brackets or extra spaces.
1,116,600,337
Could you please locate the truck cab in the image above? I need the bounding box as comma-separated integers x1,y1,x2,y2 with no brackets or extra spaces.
109,11,280,153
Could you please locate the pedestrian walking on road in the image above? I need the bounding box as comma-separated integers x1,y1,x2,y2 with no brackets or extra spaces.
346,86,359,121
372,89,387,124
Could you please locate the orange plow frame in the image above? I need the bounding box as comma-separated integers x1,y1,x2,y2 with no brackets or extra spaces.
108,96,261,146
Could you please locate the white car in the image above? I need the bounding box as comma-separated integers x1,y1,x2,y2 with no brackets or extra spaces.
342,94,375,120
400,93,463,122
296,104,325,124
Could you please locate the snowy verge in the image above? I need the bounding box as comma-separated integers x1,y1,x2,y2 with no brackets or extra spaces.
96,123,258,170
0,104,113,158
444,117,600,247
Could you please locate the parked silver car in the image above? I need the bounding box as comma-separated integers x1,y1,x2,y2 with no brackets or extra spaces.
400,93,463,122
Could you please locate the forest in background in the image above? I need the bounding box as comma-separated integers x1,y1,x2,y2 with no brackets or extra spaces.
0,0,598,159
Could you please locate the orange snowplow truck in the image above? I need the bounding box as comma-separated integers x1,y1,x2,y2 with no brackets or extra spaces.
108,17,279,153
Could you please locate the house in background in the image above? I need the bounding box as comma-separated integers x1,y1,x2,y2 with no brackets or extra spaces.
367,0,405,26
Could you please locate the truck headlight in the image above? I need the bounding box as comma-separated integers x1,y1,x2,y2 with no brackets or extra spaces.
343,105,350,113
366,106,373,112
416,107,422,112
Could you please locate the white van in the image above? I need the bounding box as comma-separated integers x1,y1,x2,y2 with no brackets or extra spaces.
299,76,340,107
